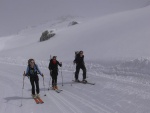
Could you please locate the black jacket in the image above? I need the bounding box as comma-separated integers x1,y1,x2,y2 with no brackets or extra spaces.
48,59,62,71
74,54,85,65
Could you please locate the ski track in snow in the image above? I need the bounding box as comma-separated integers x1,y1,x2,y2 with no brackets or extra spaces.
1,59,150,113
63,90,113,113
49,92,82,113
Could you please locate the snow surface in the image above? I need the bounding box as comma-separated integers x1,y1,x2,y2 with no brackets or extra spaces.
1,0,150,113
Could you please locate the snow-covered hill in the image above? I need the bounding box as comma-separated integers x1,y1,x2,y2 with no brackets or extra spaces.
0,3,150,61
1,0,150,113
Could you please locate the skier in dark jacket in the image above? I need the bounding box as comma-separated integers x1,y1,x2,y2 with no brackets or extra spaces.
48,56,62,90
24,59,44,98
74,51,87,83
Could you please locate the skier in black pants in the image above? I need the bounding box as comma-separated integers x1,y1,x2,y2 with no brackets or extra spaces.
24,59,44,98
48,56,62,90
74,51,87,83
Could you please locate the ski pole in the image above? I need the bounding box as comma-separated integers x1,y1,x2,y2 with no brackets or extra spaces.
20,71,25,107
61,65,63,86
71,64,75,86
71,72,74,86
43,76,46,96
48,54,52,90
48,72,52,90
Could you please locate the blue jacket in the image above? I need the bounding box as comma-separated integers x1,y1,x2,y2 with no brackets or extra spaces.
25,64,42,76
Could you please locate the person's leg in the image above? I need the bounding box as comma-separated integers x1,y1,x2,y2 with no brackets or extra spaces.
35,76,39,94
51,76,54,87
53,71,57,86
51,71,55,89
30,77,35,95
54,75,58,86
54,74,58,89
75,65,80,80
81,65,86,80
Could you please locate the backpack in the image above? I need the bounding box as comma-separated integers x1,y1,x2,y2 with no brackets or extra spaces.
75,51,80,59
74,51,80,64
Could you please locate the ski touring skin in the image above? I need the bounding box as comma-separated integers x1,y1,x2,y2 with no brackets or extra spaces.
72,80,95,85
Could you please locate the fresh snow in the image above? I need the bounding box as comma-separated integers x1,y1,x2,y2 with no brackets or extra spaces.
0,0,150,113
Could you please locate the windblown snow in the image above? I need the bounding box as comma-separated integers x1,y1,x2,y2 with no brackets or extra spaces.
0,0,150,113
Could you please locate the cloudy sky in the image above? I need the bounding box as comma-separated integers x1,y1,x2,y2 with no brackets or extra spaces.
0,0,70,36
0,0,102,37
0,0,147,37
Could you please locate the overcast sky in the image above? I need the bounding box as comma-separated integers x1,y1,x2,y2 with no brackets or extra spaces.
0,0,148,37
0,0,72,36
0,0,103,37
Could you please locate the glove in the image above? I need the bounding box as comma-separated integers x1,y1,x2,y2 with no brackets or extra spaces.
23,71,26,76
42,74,44,77
73,61,76,65
60,62,62,67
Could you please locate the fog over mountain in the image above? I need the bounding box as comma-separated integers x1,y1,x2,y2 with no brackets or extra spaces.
0,0,149,36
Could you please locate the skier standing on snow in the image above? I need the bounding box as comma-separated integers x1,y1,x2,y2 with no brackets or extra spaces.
24,59,44,98
74,51,87,83
48,56,62,90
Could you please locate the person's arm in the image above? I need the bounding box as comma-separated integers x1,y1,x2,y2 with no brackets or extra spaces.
49,60,52,70
48,62,51,70
82,55,85,64
25,66,29,76
74,55,79,64
35,64,42,76
73,58,76,63
74,56,77,62
57,61,62,67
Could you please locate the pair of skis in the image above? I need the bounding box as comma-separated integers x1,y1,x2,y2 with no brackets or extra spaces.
33,87,63,104
34,97,44,104
55,89,63,93
48,87,63,93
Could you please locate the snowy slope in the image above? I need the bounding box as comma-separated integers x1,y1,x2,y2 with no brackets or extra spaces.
0,4,150,61
0,0,150,113
1,60,150,113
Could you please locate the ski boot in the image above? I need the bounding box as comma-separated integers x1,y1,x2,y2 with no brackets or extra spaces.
36,94,40,98
75,79,80,82
52,85,56,90
55,85,58,90
32,94,37,99
82,79,87,84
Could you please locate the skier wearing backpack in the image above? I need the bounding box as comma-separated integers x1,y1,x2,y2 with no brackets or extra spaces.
48,56,62,90
74,51,87,83
24,59,44,98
